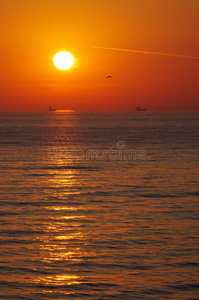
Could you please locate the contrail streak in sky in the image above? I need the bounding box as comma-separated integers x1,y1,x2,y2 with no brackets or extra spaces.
93,46,199,60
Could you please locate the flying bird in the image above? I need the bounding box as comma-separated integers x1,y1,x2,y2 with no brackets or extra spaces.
106,76,113,79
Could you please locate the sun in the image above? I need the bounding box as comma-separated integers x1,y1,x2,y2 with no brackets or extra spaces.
53,51,74,70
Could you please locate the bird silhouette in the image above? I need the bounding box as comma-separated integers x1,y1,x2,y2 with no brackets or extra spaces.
106,76,113,79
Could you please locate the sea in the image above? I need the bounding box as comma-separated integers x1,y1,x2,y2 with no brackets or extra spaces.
0,111,198,300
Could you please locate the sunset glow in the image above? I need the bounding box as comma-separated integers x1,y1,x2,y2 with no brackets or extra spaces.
0,0,199,111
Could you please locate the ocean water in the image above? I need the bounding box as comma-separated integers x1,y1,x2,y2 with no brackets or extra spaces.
0,111,198,300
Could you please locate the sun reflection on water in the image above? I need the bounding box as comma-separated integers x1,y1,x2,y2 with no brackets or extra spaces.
35,154,90,291
36,274,83,286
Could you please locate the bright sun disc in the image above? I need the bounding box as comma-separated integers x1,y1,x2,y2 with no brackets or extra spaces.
53,51,74,70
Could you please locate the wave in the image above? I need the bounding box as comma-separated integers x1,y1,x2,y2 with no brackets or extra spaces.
141,193,180,198
169,283,199,291
3,165,99,171
42,165,98,170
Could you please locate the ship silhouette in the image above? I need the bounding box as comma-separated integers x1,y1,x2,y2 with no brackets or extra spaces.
136,106,147,111
48,107,56,112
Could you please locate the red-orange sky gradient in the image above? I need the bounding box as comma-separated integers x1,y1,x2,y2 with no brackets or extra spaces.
1,0,199,111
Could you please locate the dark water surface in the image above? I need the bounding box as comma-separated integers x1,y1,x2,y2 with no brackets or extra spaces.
0,112,199,299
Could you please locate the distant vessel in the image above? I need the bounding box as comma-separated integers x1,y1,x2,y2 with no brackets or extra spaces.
136,106,147,111
48,107,56,112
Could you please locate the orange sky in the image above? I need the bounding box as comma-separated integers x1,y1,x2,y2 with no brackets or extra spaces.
0,0,199,111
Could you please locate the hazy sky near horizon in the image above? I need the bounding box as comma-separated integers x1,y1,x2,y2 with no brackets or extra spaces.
0,0,199,110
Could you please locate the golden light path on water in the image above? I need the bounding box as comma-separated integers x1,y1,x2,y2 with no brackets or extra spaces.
35,166,87,293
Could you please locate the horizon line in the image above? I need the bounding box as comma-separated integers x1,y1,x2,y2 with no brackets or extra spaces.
0,109,199,113
93,46,199,60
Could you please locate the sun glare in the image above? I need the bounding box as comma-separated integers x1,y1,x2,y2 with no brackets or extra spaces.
53,51,74,70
